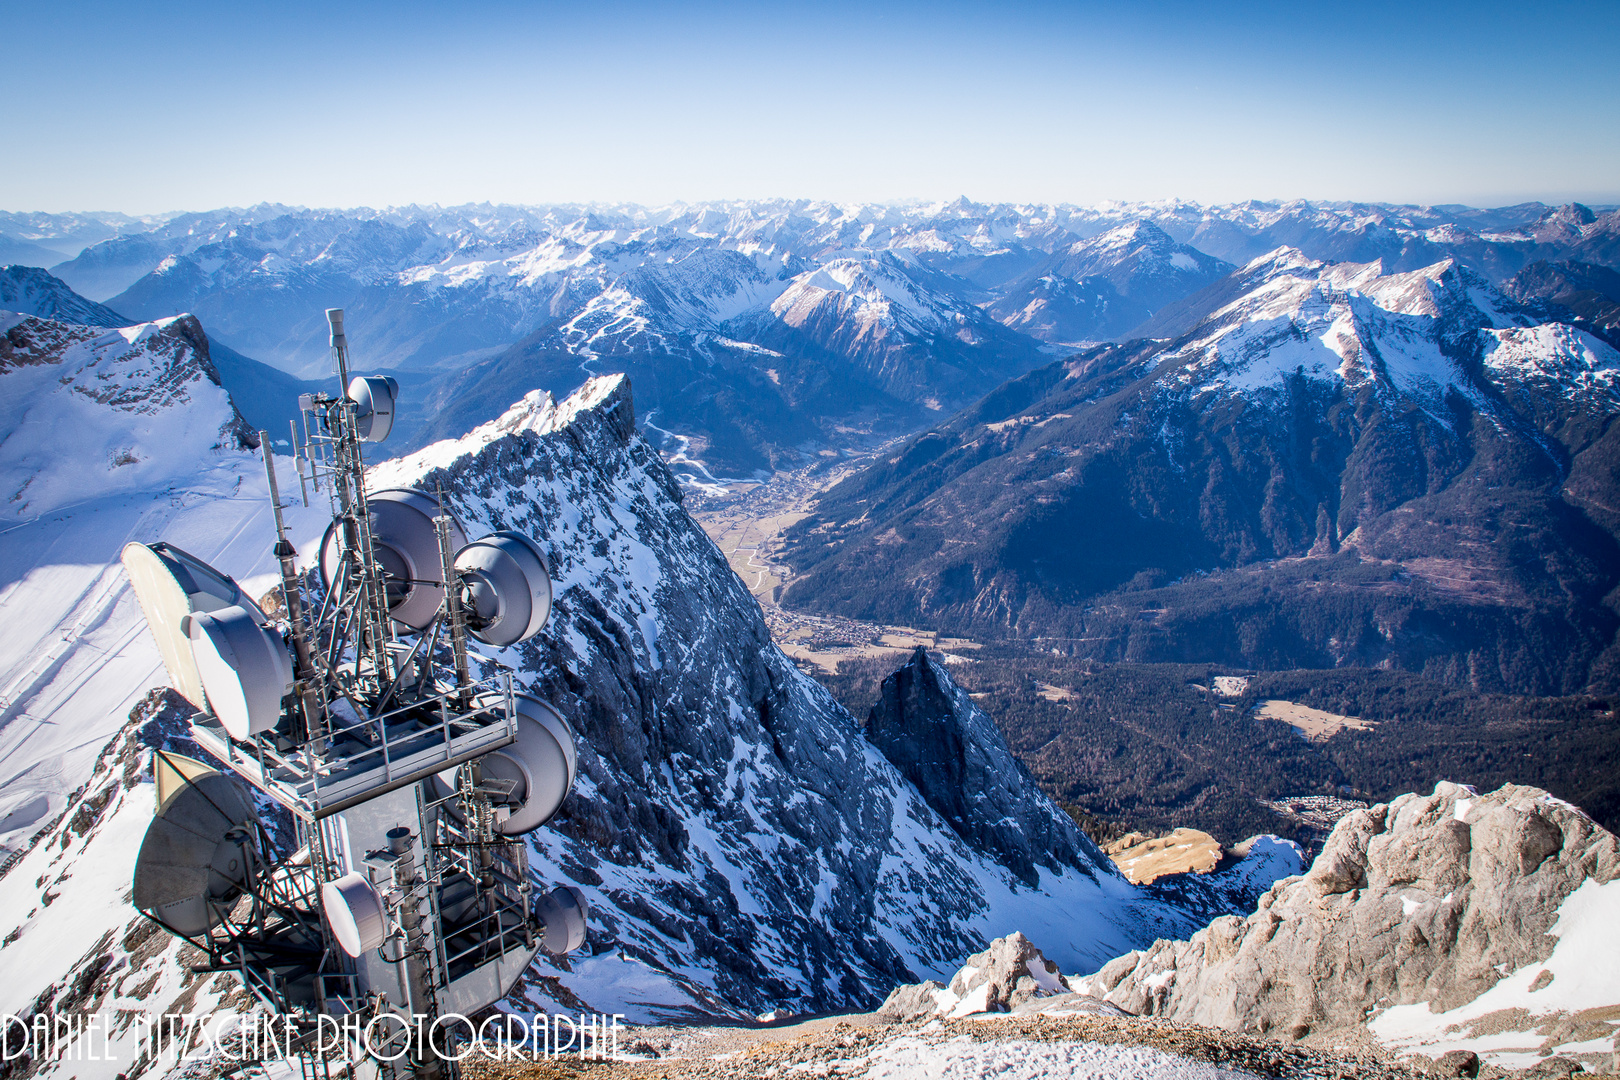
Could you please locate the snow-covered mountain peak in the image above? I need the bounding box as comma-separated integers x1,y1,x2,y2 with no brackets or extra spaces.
1158,254,1541,413
0,311,252,517
1,265,131,328
372,375,633,484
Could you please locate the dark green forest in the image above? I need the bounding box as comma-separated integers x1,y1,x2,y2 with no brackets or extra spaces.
813,649,1620,850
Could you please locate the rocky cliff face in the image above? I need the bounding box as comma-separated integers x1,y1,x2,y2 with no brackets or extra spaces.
348,376,1271,1017
864,647,1113,887
0,309,255,515
1082,781,1620,1067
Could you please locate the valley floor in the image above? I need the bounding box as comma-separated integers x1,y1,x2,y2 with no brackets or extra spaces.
685,454,985,677
465,1012,1555,1080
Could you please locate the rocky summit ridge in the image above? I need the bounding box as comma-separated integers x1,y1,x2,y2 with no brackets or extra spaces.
1081,780,1620,1070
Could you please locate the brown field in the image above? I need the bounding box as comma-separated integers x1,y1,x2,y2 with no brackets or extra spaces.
1102,827,1224,884
1255,699,1377,742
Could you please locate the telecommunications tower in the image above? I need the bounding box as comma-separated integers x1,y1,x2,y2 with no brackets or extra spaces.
124,309,588,1079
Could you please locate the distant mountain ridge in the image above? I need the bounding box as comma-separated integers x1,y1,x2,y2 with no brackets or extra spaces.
9,198,1618,478
780,248,1620,695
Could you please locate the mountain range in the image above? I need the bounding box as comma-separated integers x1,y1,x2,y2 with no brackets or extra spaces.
780,249,1620,696
7,198,1619,477
0,295,1299,1048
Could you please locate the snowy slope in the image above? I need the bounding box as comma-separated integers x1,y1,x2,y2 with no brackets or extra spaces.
1,265,132,328
0,310,329,855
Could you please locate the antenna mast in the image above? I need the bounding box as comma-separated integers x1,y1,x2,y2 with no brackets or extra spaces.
121,309,592,1080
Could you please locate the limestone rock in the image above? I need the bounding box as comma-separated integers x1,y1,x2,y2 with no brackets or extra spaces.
875,981,947,1021
1082,782,1620,1040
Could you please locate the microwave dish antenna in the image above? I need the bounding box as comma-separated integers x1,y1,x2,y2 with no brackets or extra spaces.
318,487,469,631
132,752,258,937
347,375,399,443
121,308,596,1080
121,542,267,710
455,531,553,647
432,694,576,835
186,604,295,739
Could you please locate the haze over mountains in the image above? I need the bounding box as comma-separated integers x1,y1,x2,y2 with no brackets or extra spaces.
7,198,1619,478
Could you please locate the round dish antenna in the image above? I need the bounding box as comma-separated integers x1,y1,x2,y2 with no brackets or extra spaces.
322,872,387,958
347,376,399,443
455,531,552,647
121,542,266,710
187,605,294,739
320,488,468,631
132,753,258,938
536,885,588,955
432,693,576,835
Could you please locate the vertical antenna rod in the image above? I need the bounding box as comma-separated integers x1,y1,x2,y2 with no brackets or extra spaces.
327,309,396,692
262,432,327,745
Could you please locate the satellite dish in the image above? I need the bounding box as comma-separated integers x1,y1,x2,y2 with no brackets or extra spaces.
536,886,588,955
322,872,387,958
347,376,399,443
187,605,294,740
455,532,552,647
320,488,467,632
133,754,257,938
430,693,577,835
121,542,267,711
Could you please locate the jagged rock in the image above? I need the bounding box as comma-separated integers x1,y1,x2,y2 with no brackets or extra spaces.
886,932,1070,1017
864,647,1113,885
875,980,947,1021
1081,782,1620,1051
1521,1057,1584,1079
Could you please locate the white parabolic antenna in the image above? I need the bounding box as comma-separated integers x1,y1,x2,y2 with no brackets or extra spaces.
322,872,387,958
186,605,295,740
320,487,468,631
456,531,553,647
132,753,257,937
121,542,267,710
434,693,577,835
347,375,399,443
536,886,588,955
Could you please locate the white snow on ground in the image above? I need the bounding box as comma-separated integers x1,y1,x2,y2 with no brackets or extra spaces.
863,1034,1262,1080
1369,876,1620,1069
0,313,330,851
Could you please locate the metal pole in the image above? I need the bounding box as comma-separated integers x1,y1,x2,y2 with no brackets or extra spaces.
387,827,444,1080
263,432,327,745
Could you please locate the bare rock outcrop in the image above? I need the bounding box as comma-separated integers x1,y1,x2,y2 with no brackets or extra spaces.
879,931,1092,1019
1080,782,1620,1041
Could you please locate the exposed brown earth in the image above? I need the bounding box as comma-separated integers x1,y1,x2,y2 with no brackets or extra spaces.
1105,828,1225,884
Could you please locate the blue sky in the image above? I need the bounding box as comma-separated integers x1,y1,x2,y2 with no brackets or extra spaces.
4,0,1617,212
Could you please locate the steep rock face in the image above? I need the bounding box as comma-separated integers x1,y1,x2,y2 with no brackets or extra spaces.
1,265,132,328
363,376,1232,1016
1082,782,1620,1054
780,251,1620,694
865,647,1111,886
